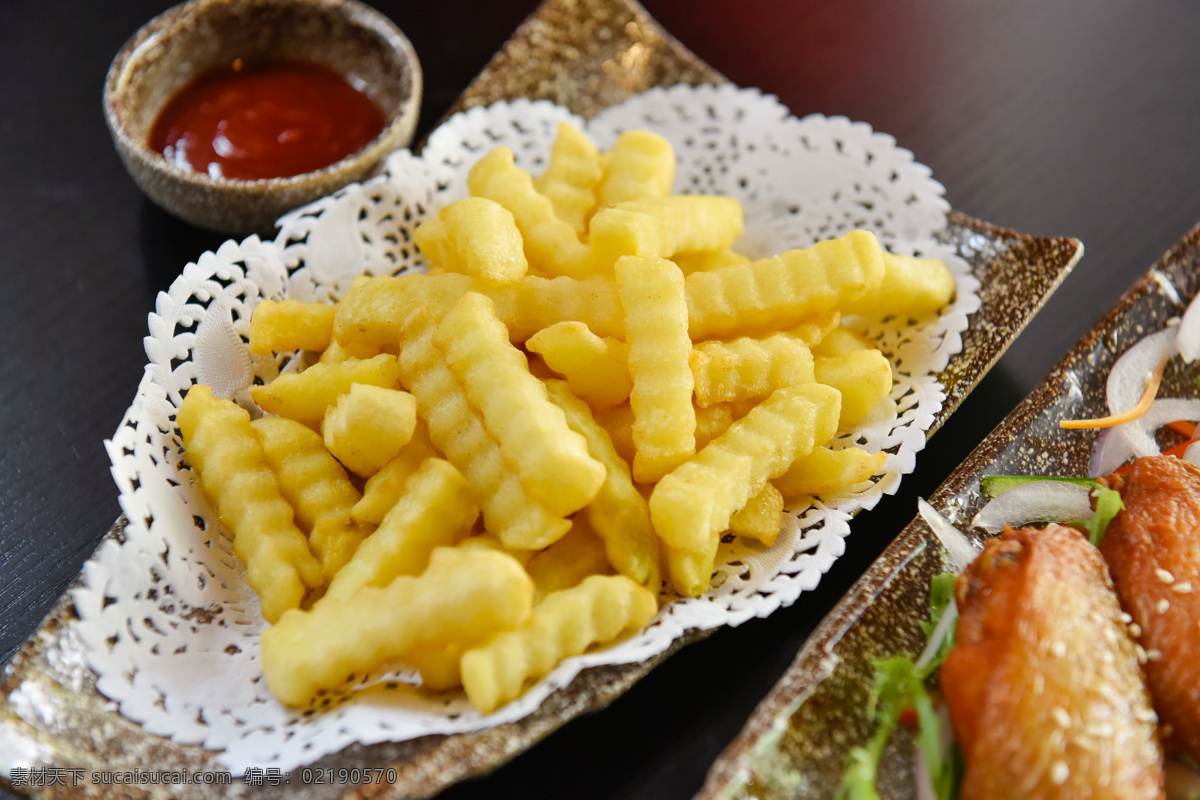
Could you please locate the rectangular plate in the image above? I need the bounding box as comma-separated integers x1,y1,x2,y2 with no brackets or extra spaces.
0,0,1080,797
696,223,1200,799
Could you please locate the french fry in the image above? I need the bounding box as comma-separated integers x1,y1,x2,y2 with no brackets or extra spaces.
251,416,369,579
333,272,623,352
672,249,751,274
596,129,675,207
811,325,868,357
544,379,663,590
525,517,614,604
177,385,323,623
261,547,533,707
785,311,842,349
729,482,784,546
460,574,658,714
694,402,736,450
249,354,401,430
322,384,418,477
596,403,636,466
317,339,352,365
436,292,605,518
689,333,815,408
616,255,696,483
467,146,592,278
840,251,955,319
684,229,885,341
589,196,744,270
413,197,528,283
664,537,720,600
526,321,632,411
350,420,439,525
399,304,571,549
324,458,479,602
248,298,336,356
772,446,887,499
533,122,603,237
649,384,841,595
814,348,893,430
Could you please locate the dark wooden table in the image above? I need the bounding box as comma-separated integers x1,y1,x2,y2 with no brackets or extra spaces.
4,1,1200,797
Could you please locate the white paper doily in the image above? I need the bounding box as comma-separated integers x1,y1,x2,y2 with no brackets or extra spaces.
88,85,980,773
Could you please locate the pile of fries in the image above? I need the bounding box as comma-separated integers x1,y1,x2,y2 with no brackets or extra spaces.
176,123,956,714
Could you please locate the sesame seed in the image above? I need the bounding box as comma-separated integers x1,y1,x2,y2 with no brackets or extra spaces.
1051,761,1070,785
1156,568,1175,584
1157,599,1171,614
1135,707,1159,724
1050,641,1067,658
1053,707,1071,727
1136,644,1149,664
1147,649,1164,662
1120,612,1133,623
1173,581,1193,594
1130,623,1143,638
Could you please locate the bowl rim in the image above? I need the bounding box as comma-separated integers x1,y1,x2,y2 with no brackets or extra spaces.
102,0,424,191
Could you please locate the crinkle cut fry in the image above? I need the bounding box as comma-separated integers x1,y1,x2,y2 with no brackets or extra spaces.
650,384,841,555
533,121,603,237
616,255,697,483
177,385,323,623
544,379,663,591
250,415,368,580
589,196,744,270
333,272,623,354
467,146,592,278
436,292,605,518
248,353,401,429
689,332,815,408
684,229,886,341
261,547,533,707
460,574,658,714
398,303,571,549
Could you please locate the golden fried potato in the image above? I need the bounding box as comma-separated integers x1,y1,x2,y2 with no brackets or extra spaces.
525,517,614,604
533,122,603,236
248,298,336,356
650,384,840,596
460,574,657,714
840,251,955,319
616,255,696,483
942,525,1162,800
729,482,784,546
249,354,401,430
671,249,751,275
436,292,605,518
813,348,893,430
589,196,744,271
684,229,885,341
595,129,675,207
399,304,570,549
689,333,815,408
262,547,533,707
251,415,369,579
324,458,479,602
467,146,592,278
544,379,662,590
413,197,528,283
322,384,417,477
772,445,886,499
350,420,439,525
178,385,323,623
526,321,632,412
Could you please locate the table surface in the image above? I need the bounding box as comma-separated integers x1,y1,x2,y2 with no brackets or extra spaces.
4,1,1200,797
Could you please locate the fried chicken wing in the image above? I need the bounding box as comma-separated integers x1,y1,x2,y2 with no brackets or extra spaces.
941,524,1163,800
1101,455,1200,762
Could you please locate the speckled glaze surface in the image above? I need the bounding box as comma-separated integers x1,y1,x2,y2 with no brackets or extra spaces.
103,0,422,234
3,0,1080,797
697,225,1200,800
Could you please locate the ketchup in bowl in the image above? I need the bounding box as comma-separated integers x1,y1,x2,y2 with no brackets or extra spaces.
150,60,386,181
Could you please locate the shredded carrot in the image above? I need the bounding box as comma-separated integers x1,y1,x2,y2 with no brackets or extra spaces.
1166,420,1197,439
1060,358,1168,429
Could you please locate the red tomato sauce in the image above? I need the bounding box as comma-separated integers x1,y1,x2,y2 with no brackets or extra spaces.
150,60,386,181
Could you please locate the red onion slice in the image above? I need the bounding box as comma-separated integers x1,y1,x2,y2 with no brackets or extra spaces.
1185,441,1200,466
1089,426,1134,478
1177,293,1200,363
971,480,1093,534
1116,397,1200,460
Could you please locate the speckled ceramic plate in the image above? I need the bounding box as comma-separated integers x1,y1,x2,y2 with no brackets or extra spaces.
0,0,1080,798
696,224,1200,800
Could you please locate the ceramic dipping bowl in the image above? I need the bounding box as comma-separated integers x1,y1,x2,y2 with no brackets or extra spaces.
103,0,422,234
